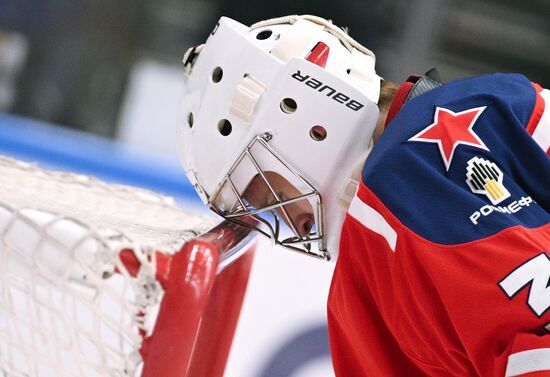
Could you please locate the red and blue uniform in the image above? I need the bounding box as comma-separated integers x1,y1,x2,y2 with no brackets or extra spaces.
328,73,550,376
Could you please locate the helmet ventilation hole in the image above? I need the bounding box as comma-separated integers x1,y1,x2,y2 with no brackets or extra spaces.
256,30,272,40
187,112,194,128
212,66,223,83
310,125,327,141
218,119,232,136
280,98,297,114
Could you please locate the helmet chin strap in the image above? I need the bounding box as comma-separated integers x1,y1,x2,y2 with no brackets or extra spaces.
336,145,372,212
322,145,372,259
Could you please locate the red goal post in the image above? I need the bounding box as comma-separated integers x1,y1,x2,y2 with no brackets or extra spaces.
137,220,256,377
0,156,257,377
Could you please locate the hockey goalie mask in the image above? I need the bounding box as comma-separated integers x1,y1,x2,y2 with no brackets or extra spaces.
179,15,381,260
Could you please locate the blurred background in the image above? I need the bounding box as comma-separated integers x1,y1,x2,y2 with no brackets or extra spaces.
1,0,549,138
0,1,549,376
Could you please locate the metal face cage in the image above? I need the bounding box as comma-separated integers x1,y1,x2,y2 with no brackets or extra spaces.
208,133,329,260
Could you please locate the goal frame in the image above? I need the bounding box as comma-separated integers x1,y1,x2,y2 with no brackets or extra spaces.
0,154,257,377
136,220,256,377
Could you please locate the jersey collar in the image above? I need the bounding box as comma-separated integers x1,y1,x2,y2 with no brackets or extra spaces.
385,68,443,128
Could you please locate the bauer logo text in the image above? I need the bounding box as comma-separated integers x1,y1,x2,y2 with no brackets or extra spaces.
292,70,364,111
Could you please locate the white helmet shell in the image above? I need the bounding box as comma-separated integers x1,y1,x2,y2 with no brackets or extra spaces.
179,15,381,260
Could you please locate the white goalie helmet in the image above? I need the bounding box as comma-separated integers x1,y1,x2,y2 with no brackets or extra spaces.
179,15,381,260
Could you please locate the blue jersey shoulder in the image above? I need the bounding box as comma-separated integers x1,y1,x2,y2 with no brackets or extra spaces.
363,73,550,245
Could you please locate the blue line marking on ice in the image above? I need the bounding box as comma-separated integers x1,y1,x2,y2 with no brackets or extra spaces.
0,113,198,201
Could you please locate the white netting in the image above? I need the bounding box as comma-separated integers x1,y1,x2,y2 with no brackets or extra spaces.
0,157,217,377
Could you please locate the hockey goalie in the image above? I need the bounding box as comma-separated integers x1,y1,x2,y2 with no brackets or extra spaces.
179,15,550,377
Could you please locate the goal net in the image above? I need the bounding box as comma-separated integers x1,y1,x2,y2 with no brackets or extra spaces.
0,156,256,377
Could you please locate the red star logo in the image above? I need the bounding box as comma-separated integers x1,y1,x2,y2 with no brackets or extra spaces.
409,106,489,170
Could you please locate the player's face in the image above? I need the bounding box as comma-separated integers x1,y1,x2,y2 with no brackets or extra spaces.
242,171,315,237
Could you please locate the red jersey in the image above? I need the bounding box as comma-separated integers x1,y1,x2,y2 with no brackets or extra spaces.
328,73,550,376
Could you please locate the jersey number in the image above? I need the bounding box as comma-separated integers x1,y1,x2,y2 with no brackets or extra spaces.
499,253,550,317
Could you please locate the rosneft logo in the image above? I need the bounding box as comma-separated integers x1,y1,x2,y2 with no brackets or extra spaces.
466,156,510,205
